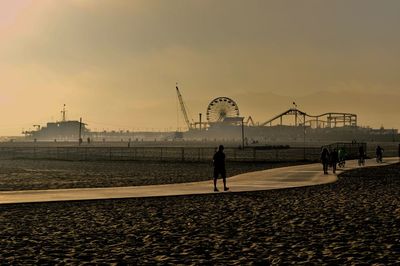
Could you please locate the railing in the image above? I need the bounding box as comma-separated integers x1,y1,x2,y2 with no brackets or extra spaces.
0,146,323,162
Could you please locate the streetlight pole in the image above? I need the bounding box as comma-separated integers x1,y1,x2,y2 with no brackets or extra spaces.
303,114,306,160
199,113,202,131
242,117,245,149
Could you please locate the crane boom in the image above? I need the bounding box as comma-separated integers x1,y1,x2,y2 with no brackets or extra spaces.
176,85,192,130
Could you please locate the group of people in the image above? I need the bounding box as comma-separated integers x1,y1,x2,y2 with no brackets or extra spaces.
214,143,386,190
358,145,385,165
320,147,342,174
321,145,385,174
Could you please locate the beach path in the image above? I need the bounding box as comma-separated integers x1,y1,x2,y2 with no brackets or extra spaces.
0,157,398,204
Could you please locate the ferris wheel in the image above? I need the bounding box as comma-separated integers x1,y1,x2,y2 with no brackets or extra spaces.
206,97,240,122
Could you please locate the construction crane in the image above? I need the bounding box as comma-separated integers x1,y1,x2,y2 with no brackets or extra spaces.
176,84,193,130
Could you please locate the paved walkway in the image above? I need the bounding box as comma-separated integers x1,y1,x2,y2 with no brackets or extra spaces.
0,158,398,204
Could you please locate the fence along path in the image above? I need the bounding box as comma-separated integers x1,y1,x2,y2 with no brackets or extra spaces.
0,146,323,162
1,143,397,162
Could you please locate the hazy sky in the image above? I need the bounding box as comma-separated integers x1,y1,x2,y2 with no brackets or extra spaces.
0,0,399,135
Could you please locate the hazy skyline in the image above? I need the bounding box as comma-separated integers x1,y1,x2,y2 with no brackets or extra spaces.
1,0,399,135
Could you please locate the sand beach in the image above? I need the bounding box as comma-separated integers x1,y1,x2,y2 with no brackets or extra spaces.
0,162,399,264
0,160,301,191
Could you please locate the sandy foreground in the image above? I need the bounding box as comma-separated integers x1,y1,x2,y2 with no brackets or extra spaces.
0,162,399,264
0,160,301,191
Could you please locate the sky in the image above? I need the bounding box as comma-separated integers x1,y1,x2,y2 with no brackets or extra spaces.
0,0,399,135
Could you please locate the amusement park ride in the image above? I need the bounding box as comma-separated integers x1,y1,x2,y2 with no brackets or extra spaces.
260,107,357,128
176,85,357,131
173,85,398,142
176,85,254,131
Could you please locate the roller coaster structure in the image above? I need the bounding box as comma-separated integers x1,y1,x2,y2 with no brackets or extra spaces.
260,108,357,128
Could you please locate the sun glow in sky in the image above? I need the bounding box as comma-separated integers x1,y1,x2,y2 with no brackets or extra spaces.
0,0,400,135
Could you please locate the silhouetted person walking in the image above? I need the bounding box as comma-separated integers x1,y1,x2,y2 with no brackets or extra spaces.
376,145,384,163
330,148,339,174
321,147,330,174
338,147,346,167
213,145,229,192
358,146,365,166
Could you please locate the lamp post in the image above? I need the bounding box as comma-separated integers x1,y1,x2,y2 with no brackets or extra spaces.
303,114,306,160
199,113,202,131
242,117,245,149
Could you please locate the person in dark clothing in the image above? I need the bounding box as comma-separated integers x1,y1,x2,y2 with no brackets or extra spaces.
338,148,346,167
358,146,365,166
213,145,229,192
376,145,384,163
330,149,339,174
320,147,330,174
